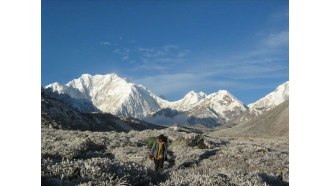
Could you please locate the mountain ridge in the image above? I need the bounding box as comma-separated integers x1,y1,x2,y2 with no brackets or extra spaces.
41,88,166,132
208,100,289,137
248,81,289,115
45,73,289,127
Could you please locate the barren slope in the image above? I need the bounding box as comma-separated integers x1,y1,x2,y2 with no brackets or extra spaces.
209,100,289,137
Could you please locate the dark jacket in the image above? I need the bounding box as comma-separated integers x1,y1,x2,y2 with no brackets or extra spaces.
150,139,167,160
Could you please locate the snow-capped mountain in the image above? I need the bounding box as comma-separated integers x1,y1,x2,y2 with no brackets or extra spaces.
169,91,207,111
187,90,248,123
41,88,165,131
248,81,289,114
145,82,290,127
146,90,249,127
190,90,247,116
46,74,167,118
45,73,289,127
42,87,100,113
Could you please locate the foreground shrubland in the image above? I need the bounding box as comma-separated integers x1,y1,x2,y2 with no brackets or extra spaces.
42,128,288,186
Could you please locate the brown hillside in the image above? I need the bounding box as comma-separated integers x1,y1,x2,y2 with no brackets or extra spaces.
208,100,289,137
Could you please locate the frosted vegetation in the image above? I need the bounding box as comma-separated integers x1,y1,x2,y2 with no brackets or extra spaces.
42,75,289,185
42,127,288,186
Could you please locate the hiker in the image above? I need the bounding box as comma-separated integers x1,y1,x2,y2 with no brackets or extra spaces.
149,134,168,172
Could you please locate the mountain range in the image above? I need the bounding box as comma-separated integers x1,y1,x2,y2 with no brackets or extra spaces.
45,73,289,127
41,88,165,131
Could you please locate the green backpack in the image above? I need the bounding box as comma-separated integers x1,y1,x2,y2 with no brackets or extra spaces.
146,136,157,149
146,136,168,149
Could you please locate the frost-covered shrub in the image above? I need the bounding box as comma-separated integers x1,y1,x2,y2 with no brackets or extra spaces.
171,134,208,149
42,136,107,159
42,128,288,186
160,166,236,186
42,157,156,185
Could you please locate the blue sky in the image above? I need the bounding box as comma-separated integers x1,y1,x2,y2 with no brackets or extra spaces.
42,0,288,103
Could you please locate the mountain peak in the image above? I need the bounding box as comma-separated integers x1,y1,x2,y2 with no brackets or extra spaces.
216,90,230,95
169,90,207,111
102,73,120,78
187,90,197,95
183,91,207,100
198,91,207,97
81,73,92,78
46,73,164,118
206,89,232,99
248,81,289,112
79,73,123,80
45,82,63,90
185,90,207,98
274,81,289,93
70,73,133,88
47,82,61,87
45,73,289,127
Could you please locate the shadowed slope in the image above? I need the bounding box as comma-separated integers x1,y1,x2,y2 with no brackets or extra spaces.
41,89,166,132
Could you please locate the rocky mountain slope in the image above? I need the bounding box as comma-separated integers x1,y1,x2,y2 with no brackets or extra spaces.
248,81,289,115
46,74,167,118
42,87,100,113
42,75,289,186
146,90,249,127
208,100,289,137
168,91,207,111
41,89,165,132
45,73,289,127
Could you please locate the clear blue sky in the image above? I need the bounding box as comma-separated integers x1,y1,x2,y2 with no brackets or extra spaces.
42,0,288,104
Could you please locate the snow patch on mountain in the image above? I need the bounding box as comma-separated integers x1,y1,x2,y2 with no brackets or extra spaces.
186,90,248,124
145,90,248,127
45,73,289,127
248,81,289,114
168,91,207,111
45,82,87,100
46,73,165,119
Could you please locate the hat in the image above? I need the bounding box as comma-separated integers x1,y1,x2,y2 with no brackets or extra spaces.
159,134,165,141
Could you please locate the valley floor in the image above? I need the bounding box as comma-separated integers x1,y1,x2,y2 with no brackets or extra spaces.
41,128,288,186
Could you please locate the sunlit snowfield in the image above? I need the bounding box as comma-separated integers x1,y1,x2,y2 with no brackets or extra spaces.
42,127,288,186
